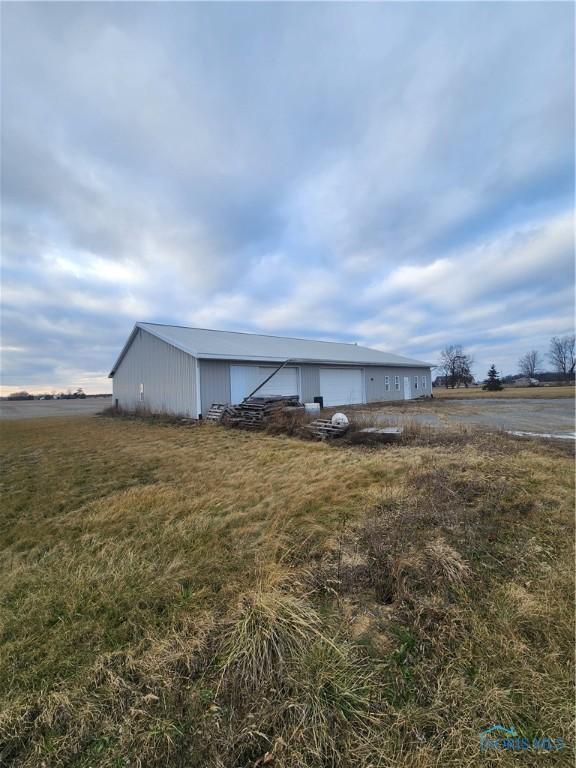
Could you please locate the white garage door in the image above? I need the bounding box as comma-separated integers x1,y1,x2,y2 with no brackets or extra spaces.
320,368,364,407
230,365,299,404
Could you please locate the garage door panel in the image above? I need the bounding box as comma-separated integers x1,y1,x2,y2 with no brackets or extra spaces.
230,365,299,403
258,367,299,397
230,366,257,404
320,368,363,406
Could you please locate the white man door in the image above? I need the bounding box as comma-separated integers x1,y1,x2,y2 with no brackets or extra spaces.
403,376,412,400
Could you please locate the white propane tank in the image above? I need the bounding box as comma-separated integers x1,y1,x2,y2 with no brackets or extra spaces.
331,412,349,427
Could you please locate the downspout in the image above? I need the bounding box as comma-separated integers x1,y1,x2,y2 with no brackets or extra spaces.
195,359,202,418
242,359,294,402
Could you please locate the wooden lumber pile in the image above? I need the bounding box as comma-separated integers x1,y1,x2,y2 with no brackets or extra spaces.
226,396,301,430
205,403,231,422
306,418,349,440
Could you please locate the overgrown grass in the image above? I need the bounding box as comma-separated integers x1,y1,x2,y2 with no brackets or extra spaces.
433,384,575,399
0,416,573,766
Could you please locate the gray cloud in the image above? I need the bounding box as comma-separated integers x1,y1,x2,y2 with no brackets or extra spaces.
1,2,573,392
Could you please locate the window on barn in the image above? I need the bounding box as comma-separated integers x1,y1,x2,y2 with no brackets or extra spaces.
414,376,418,390
395,376,400,391
385,376,390,391
139,383,144,402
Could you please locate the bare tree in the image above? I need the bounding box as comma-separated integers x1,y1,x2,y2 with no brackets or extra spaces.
518,350,543,378
439,345,474,388
548,335,575,381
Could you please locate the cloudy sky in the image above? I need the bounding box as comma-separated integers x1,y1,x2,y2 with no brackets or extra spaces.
1,2,574,393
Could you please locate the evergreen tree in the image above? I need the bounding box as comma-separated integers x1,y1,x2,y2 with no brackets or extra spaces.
482,364,503,391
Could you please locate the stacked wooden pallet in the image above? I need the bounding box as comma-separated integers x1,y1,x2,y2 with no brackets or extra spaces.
226,396,301,430
306,418,349,440
205,403,231,422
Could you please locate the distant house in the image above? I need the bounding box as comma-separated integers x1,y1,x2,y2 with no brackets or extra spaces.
536,371,575,383
109,322,433,418
504,372,572,385
508,376,539,387
433,375,478,388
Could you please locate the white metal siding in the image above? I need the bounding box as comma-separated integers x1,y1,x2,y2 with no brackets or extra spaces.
200,359,231,414
366,366,430,402
112,328,198,417
319,368,364,406
300,365,320,402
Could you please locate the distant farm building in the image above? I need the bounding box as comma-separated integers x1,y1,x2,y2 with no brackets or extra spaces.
510,376,540,387
109,323,433,418
432,375,478,388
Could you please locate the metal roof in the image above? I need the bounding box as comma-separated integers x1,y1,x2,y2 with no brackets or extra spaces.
109,322,432,376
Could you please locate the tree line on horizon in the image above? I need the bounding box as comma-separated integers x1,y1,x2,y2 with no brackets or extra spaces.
436,335,575,389
5,335,575,400
4,388,88,401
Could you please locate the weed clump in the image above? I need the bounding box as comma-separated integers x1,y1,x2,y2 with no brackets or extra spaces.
212,585,377,767
219,588,322,691
100,404,195,426
264,407,314,437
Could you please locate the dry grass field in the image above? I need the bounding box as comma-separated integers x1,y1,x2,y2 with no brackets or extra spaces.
0,415,574,766
433,385,575,399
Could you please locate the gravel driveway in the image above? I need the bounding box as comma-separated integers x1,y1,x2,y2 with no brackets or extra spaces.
365,397,575,440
